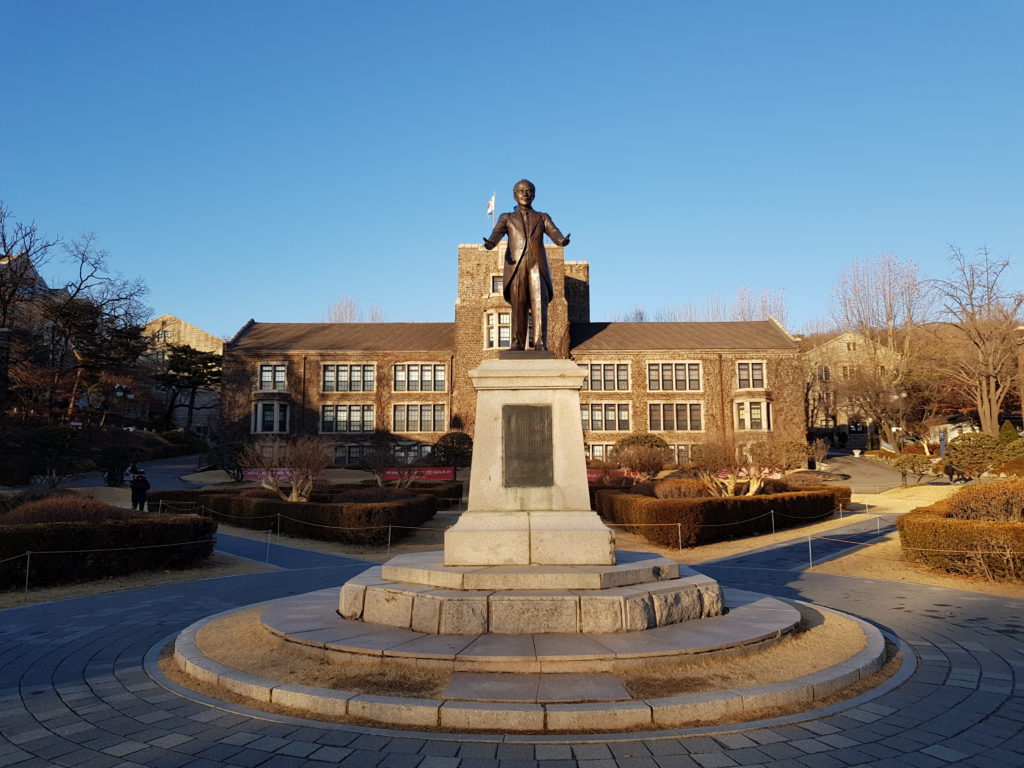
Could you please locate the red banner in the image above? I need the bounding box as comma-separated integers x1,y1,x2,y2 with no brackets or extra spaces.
587,469,629,482
381,467,455,481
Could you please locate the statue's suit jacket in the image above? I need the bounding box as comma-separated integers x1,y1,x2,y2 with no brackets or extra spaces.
484,206,568,302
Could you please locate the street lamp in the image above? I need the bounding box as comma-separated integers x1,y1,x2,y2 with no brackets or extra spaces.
114,384,134,429
890,391,908,451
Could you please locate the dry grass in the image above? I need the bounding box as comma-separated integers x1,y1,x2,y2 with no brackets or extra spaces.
188,602,865,702
194,606,446,697
623,603,865,697
161,600,899,732
810,532,1024,598
0,553,275,610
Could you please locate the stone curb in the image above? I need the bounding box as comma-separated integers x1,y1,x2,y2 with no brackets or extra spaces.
172,596,888,733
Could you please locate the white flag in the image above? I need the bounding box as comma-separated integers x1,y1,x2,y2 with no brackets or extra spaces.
486,192,495,216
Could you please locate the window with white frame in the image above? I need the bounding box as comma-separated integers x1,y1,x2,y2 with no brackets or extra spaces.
736,361,765,389
394,363,446,392
580,402,631,431
258,364,287,391
490,275,503,294
581,363,630,391
484,311,512,349
736,400,772,431
252,401,289,433
817,366,831,382
586,443,616,461
669,444,696,465
648,402,703,431
322,364,375,392
393,403,447,432
647,362,701,391
321,404,374,433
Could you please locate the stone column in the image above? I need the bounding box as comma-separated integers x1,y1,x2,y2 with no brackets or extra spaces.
444,357,615,566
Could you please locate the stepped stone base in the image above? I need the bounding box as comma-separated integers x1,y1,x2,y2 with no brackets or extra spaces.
444,510,615,566
338,551,723,635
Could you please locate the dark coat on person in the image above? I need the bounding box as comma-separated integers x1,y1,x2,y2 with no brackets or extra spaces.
129,474,150,508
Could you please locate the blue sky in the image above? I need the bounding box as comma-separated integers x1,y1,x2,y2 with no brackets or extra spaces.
4,0,1021,339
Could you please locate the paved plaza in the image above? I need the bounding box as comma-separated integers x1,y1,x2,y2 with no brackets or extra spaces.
2,518,1023,768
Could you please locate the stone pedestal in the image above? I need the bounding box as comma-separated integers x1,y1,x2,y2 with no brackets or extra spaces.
444,358,614,566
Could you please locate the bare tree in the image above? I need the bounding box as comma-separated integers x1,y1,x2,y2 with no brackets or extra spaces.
39,235,150,419
615,305,648,321
0,202,59,329
322,294,386,322
238,437,331,502
829,252,938,448
932,247,1024,436
653,287,789,328
690,438,803,496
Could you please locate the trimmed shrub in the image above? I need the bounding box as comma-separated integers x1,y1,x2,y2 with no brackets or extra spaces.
149,488,435,545
334,487,416,502
238,488,280,499
0,489,79,517
995,456,1024,477
897,501,1024,581
998,420,1019,444
999,439,1024,461
0,515,217,589
652,479,708,499
0,496,132,525
945,478,1024,522
596,487,839,548
947,433,1001,478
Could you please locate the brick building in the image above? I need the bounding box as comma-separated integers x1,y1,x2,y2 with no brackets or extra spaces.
144,314,226,435
220,244,803,463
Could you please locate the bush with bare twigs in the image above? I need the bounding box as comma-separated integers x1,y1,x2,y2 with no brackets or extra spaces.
238,437,331,502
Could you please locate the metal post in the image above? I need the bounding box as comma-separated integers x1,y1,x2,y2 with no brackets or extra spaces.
23,551,31,599
265,530,272,564
386,525,393,558
807,536,813,570
771,510,776,535
276,513,281,541
677,523,682,551
876,516,881,534
839,503,843,518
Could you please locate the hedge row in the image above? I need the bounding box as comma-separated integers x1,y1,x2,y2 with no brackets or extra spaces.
148,489,435,546
309,481,464,510
896,502,1024,581
0,515,216,589
595,487,842,548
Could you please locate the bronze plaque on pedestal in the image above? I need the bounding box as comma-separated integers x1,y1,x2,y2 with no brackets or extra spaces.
502,405,553,487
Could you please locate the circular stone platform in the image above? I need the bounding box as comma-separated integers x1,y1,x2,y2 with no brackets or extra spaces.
173,587,887,733
339,551,724,635
263,586,795,673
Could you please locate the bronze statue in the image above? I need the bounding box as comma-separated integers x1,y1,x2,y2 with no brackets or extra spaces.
483,179,570,351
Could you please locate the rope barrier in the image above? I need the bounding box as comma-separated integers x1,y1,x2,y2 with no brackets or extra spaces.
17,538,217,556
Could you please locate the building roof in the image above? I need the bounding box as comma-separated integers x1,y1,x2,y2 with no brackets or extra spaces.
228,322,456,353
569,320,799,352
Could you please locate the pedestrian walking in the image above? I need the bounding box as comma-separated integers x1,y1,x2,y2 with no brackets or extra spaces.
130,470,150,512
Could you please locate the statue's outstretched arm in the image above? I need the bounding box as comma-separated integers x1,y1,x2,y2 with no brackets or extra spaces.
483,213,508,250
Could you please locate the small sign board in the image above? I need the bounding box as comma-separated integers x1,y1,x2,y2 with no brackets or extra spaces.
502,404,554,487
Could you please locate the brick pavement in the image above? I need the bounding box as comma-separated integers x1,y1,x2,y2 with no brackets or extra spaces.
2,538,1022,766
